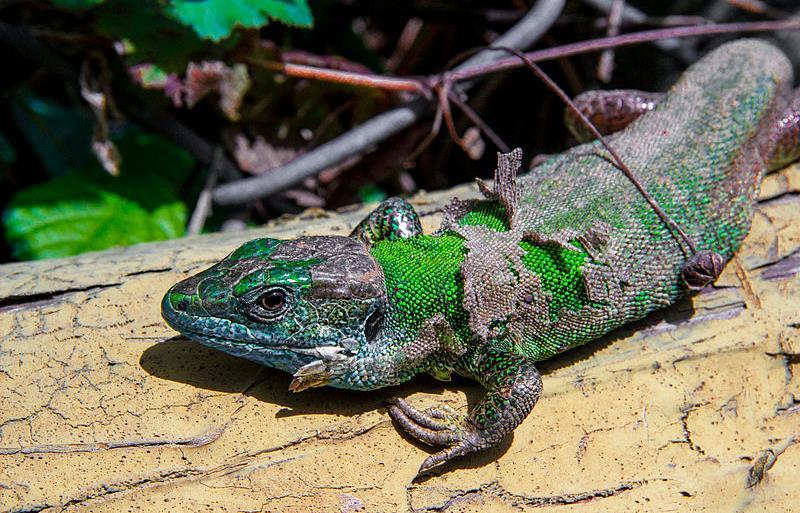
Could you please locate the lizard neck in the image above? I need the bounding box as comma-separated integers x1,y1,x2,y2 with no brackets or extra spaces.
369,234,472,344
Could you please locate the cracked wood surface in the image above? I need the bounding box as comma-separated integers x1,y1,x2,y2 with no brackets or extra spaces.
1,165,799,513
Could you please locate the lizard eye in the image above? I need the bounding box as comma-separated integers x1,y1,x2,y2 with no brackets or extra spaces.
247,287,289,321
259,289,286,311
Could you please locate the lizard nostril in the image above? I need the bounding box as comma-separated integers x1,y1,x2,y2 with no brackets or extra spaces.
169,293,190,312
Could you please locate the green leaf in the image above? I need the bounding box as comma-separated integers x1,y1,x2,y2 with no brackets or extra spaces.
167,0,313,41
51,0,105,8
3,131,194,260
129,63,171,88
96,0,208,72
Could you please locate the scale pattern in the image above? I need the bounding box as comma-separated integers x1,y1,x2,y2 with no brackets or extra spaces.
437,39,791,361
161,40,797,474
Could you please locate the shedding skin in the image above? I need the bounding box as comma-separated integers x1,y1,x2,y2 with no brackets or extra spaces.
162,41,800,475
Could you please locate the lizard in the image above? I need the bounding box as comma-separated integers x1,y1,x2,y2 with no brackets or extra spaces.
161,39,800,475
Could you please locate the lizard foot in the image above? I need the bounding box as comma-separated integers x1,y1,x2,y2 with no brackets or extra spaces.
387,397,482,474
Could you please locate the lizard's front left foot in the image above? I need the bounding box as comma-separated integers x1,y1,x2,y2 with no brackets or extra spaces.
388,397,484,473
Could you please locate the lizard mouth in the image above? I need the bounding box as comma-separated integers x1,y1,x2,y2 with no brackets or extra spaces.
161,292,257,348
161,292,355,375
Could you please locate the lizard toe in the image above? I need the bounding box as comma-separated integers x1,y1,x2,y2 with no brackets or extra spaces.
388,399,462,446
418,436,481,474
425,404,459,420
389,397,456,430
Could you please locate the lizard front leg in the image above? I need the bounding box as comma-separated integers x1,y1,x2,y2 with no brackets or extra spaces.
350,196,422,244
388,344,542,474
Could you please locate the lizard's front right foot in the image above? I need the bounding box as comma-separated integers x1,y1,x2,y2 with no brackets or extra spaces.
389,348,542,475
387,397,483,474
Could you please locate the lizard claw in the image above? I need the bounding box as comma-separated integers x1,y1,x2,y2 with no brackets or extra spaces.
387,397,481,474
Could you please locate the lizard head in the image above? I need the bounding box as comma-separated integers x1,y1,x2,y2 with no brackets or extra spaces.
161,235,388,391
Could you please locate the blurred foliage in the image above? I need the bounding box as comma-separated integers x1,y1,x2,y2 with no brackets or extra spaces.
2,0,319,260
94,0,210,71
4,129,193,260
10,91,95,178
167,0,313,41
0,1,794,261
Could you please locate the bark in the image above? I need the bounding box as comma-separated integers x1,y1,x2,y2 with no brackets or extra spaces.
1,165,799,513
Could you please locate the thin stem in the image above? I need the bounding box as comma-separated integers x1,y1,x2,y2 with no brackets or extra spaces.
437,82,463,152
403,108,443,165
212,0,567,205
213,17,800,205
245,57,429,94
447,19,800,83
447,90,510,153
596,0,625,82
187,147,223,236
244,20,799,98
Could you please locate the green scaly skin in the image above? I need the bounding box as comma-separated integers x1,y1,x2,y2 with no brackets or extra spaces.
162,40,800,475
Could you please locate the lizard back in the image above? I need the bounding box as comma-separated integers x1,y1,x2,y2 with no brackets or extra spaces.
439,39,791,360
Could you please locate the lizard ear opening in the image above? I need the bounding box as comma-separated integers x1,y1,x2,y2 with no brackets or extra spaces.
364,305,385,343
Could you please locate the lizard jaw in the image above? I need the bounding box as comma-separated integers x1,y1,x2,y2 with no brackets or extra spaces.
288,345,357,392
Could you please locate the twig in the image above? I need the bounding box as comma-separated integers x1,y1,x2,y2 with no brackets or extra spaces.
446,19,800,83
581,0,696,61
245,57,428,94
446,90,510,153
242,20,793,96
187,146,223,235
386,17,424,72
403,108,443,166
596,0,625,83
489,45,697,254
211,0,567,205
212,16,800,205
437,82,464,153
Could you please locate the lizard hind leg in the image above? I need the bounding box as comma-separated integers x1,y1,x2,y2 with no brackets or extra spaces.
567,86,800,171
565,89,663,142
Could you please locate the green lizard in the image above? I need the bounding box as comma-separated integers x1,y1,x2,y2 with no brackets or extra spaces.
161,40,800,474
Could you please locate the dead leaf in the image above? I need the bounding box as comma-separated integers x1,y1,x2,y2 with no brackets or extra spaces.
185,61,251,121
231,134,297,174
462,126,485,160
92,138,121,176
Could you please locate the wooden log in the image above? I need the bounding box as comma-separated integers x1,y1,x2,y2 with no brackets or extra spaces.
1,165,799,512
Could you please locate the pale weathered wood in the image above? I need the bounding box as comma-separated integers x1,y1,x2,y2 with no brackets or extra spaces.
1,166,799,513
